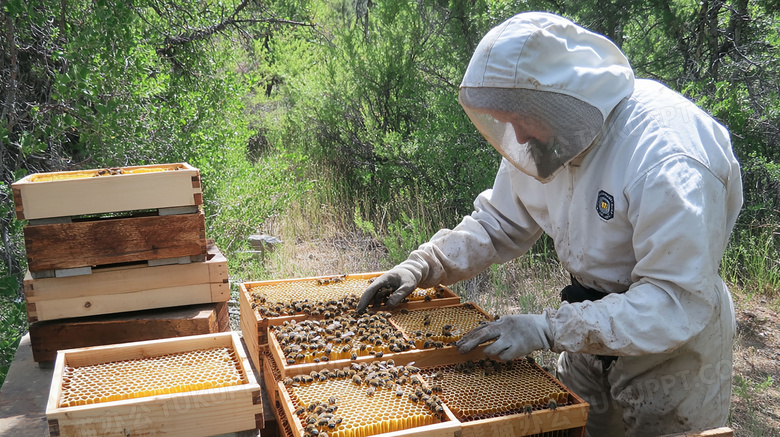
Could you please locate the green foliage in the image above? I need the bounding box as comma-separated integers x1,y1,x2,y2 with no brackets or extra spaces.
263,0,515,220
0,267,26,389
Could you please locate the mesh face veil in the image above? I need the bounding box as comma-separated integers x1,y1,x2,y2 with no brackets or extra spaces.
459,87,604,182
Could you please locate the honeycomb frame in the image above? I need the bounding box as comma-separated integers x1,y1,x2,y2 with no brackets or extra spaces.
276,362,461,437
271,357,587,437
46,332,264,437
239,272,461,371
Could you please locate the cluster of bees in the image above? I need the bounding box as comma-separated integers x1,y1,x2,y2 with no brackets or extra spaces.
271,311,414,365
250,292,360,318
248,276,449,319
285,360,447,437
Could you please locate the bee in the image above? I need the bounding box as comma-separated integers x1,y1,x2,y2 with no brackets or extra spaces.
375,351,384,358
524,403,534,415
400,308,409,314
294,406,305,415
283,377,293,386
352,375,362,386
433,341,445,349
366,386,375,396
408,394,419,403
548,399,558,411
432,384,442,393
350,352,358,360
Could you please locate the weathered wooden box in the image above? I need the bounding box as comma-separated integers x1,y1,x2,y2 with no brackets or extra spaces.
23,208,207,274
12,162,202,221
239,272,461,371
24,242,228,323
29,302,229,363
46,332,262,437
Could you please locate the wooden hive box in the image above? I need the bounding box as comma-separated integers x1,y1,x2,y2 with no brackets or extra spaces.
23,207,207,275
275,369,462,437
24,242,229,323
12,162,202,221
239,272,461,371
29,302,229,363
46,332,263,437
266,303,494,379
269,355,587,437
420,358,588,437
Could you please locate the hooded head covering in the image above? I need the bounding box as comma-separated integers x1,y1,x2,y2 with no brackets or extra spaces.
459,12,635,182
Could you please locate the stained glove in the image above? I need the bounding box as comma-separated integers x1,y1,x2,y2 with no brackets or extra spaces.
357,267,419,313
456,314,553,361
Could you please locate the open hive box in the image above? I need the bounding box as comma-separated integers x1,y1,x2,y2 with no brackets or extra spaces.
239,272,461,369
12,162,202,221
271,355,587,437
46,332,263,437
266,303,494,379
24,241,228,323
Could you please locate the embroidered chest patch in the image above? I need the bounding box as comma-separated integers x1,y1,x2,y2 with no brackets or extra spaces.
597,190,614,220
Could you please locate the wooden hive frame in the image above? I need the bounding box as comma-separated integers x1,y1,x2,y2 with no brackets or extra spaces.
29,301,229,363
239,272,461,371
267,355,587,437
46,332,262,437
266,303,494,379
24,241,229,323
12,162,202,221
276,376,462,437
423,359,588,437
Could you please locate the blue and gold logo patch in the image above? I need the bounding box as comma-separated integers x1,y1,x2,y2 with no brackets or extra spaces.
597,190,614,220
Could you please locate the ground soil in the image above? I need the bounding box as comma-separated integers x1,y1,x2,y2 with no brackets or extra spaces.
730,294,780,436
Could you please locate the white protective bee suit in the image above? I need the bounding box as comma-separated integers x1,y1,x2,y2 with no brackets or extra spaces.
368,12,743,436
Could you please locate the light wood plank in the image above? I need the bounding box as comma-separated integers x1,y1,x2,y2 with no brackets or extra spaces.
12,163,201,220
24,242,227,301
29,282,226,321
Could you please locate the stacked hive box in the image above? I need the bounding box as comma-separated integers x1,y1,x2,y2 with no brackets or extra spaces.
12,163,230,362
240,274,589,437
46,332,264,437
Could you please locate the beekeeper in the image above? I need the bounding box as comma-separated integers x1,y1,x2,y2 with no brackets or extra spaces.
357,11,742,436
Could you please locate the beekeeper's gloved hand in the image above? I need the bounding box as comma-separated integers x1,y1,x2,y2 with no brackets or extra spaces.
357,267,419,313
456,314,553,361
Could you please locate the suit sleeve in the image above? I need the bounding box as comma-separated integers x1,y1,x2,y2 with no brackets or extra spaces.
399,159,545,288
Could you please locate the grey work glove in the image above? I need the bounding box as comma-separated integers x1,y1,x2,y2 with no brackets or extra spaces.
357,267,419,313
456,314,553,361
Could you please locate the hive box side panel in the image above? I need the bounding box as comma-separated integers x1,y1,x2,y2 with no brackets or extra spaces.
24,242,227,300
48,381,259,437
28,282,228,322
24,211,207,272
239,285,263,371
13,164,201,220
29,303,227,363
